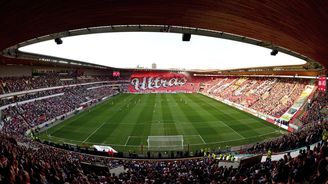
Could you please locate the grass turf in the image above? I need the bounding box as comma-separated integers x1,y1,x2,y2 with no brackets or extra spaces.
38,93,285,152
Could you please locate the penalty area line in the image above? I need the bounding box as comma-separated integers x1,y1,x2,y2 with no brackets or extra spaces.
82,122,106,143
198,135,206,144
219,120,245,139
124,136,131,146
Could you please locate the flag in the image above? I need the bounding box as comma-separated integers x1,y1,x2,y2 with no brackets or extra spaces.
93,145,118,156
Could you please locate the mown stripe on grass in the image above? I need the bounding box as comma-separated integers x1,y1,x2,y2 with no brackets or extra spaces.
183,94,249,138
40,93,284,152
177,94,242,142
161,94,179,136
128,94,156,145
101,94,149,144
194,94,280,137
189,94,262,138
84,94,141,143
51,94,132,140
150,94,165,135
173,94,222,142
49,97,111,135
166,95,202,140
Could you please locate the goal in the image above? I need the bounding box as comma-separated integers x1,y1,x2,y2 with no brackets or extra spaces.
147,135,184,151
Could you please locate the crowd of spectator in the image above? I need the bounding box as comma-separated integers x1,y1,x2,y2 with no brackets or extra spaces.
0,133,124,184
0,122,327,183
0,75,327,183
300,91,328,126
0,88,64,107
1,106,28,135
0,74,125,95
203,77,308,117
244,91,328,154
0,82,124,107
1,85,119,135
120,138,327,183
251,79,307,117
246,121,325,154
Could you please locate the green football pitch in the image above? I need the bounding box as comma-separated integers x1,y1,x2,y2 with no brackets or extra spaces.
38,93,285,152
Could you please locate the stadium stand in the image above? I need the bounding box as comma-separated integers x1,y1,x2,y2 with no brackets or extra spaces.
0,74,123,94
0,82,123,107
0,74,327,183
300,92,328,126
201,76,309,118
1,86,119,134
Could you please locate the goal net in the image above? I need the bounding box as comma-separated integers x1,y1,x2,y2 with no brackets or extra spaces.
147,135,184,151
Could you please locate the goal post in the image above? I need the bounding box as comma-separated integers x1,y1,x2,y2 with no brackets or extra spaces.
147,135,184,151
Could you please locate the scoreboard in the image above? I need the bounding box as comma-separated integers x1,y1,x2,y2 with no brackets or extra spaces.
318,76,326,92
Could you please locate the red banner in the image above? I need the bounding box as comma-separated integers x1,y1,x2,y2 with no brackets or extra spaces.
128,71,194,93
318,76,326,92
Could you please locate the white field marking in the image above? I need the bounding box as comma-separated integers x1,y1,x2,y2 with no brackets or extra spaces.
84,141,141,147
124,136,131,146
125,135,145,138
187,130,282,146
218,120,245,139
183,134,204,137
47,135,81,143
198,135,206,144
46,130,281,147
82,122,106,143
47,135,139,147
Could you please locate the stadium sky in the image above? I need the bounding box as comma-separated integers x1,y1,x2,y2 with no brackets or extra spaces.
19,32,306,70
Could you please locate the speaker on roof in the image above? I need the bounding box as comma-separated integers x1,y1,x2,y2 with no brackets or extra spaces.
182,33,191,41
55,38,63,45
270,49,278,56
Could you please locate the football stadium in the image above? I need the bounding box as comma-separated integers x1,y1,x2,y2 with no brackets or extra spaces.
1,1,328,183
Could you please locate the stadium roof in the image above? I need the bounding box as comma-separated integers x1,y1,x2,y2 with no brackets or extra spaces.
0,1,327,70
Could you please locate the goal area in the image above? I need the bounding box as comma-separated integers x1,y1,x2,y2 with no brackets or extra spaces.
147,135,184,151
